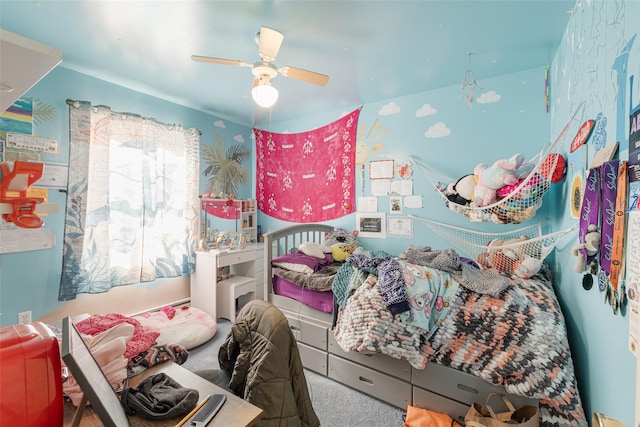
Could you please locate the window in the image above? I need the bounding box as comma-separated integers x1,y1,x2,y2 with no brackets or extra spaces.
59,101,200,300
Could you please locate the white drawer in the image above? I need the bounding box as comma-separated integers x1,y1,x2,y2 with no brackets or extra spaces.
412,362,538,409
328,333,411,381
298,342,327,376
412,386,469,426
254,253,264,273
217,250,254,267
328,355,411,409
283,311,328,351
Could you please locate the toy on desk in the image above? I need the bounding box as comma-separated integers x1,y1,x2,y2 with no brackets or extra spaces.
0,161,46,228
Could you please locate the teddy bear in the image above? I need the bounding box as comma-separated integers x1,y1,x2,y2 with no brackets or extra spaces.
473,153,529,207
571,224,601,273
323,228,361,261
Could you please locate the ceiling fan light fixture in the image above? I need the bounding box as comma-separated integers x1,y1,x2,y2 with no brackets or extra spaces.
251,75,279,108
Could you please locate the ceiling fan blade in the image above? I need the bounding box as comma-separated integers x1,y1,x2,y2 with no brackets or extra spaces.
259,27,284,62
279,66,329,86
191,55,251,68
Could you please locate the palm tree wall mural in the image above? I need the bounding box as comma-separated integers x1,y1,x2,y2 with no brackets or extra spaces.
201,132,250,197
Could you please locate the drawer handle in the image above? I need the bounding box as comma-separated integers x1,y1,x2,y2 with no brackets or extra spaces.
457,384,479,395
290,325,300,332
358,376,374,386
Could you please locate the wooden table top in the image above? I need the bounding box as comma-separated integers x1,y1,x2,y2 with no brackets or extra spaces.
63,362,263,427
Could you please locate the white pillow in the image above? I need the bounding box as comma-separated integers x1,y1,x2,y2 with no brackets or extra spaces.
298,242,329,259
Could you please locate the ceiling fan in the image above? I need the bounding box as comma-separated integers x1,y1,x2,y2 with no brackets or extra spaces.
192,27,329,108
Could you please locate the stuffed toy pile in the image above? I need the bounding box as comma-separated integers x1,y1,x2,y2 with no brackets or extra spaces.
443,152,567,224
476,236,543,279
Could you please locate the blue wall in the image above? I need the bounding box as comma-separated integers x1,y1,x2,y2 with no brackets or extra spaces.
1,1,638,424
547,1,639,425
0,66,254,326
259,68,551,256
256,2,640,424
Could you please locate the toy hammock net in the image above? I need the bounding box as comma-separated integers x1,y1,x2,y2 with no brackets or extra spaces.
410,215,576,278
410,103,583,225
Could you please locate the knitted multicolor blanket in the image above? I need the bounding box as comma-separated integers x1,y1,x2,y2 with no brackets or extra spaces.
333,265,586,426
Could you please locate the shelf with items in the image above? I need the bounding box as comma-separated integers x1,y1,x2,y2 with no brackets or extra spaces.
240,202,257,244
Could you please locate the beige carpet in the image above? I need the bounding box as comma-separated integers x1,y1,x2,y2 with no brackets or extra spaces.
182,319,407,427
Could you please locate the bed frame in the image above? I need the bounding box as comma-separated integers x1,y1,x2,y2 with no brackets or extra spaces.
264,223,537,424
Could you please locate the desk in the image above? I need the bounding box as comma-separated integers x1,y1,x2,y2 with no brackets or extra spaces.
63,362,262,427
191,245,264,319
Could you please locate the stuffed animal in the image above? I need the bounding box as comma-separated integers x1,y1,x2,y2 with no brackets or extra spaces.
324,228,361,261
445,174,476,207
571,224,601,273
540,153,567,183
473,153,527,207
477,236,529,273
513,257,543,279
496,172,543,201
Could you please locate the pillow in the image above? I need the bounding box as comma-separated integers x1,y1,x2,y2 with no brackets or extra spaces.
133,306,217,350
272,252,333,275
298,242,329,259
272,261,315,275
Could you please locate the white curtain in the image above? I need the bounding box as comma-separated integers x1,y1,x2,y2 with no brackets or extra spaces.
59,101,200,300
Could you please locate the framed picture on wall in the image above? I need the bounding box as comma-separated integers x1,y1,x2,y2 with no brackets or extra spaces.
387,216,413,238
356,212,386,238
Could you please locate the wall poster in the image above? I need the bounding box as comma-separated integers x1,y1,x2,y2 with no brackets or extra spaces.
356,212,386,238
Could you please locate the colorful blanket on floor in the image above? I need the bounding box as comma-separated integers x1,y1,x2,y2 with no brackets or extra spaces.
333,264,586,426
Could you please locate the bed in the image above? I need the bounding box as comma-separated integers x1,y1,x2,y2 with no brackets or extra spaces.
264,223,587,427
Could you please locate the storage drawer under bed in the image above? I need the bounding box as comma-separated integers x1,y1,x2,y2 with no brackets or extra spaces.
328,333,411,382
412,362,538,409
412,386,469,426
281,310,329,351
328,354,411,409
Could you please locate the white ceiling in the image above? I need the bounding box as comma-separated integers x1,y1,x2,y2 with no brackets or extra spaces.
0,1,575,127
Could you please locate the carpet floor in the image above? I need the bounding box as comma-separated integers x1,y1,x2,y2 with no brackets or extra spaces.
181,319,407,427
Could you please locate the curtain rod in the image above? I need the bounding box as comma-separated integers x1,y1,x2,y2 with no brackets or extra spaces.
65,99,203,136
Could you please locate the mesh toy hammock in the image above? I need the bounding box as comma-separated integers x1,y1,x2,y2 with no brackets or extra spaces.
410,103,583,225
410,214,576,277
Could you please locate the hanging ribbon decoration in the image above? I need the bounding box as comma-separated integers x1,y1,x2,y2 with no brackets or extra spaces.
598,160,619,285
608,161,628,314
578,168,601,265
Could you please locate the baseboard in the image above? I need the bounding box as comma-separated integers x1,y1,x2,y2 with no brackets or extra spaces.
127,298,191,317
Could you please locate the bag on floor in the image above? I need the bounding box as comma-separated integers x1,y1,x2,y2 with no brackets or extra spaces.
464,393,539,427
404,405,462,427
